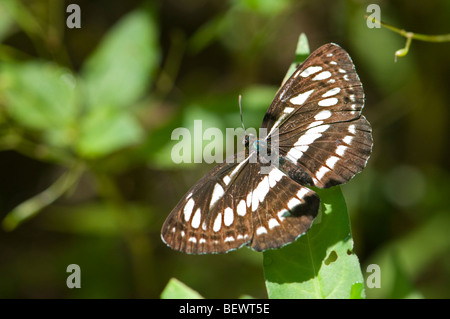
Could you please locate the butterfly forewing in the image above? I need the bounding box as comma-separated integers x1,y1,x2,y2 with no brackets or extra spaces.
161,153,253,254
161,42,373,254
262,43,364,133
264,43,372,188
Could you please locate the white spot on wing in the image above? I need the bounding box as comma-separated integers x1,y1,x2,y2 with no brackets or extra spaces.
284,107,295,113
277,209,288,221
297,188,310,199
314,110,332,120
287,197,302,210
306,120,324,129
297,145,309,153
189,237,197,243
336,145,348,156
268,218,280,229
256,226,268,235
251,189,259,212
237,200,246,216
286,147,304,162
292,124,329,148
191,208,201,229
224,207,234,227
184,198,195,222
348,124,356,134
246,191,252,208
300,66,322,77
268,168,284,188
343,135,353,145
316,166,331,180
223,175,231,185
326,156,340,169
312,71,332,81
213,213,222,232
229,156,250,179
290,89,314,105
296,134,321,146
253,176,270,211
210,183,225,208
224,236,235,242
318,97,338,107
305,124,330,135
322,87,341,98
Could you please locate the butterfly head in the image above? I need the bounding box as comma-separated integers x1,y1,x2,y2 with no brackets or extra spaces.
242,132,259,149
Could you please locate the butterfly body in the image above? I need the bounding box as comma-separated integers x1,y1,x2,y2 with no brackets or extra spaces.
161,43,373,254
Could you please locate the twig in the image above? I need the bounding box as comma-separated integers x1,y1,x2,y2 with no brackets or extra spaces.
365,15,450,61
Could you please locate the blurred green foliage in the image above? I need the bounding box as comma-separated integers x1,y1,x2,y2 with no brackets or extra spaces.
0,0,449,299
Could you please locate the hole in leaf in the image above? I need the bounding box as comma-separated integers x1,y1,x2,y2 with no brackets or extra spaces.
347,249,353,255
324,250,338,265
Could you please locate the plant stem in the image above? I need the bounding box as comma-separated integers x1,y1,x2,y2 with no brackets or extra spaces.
2,161,85,230
365,15,450,61
365,15,450,42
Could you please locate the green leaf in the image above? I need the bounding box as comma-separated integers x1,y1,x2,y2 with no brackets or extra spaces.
160,278,204,299
263,187,365,299
76,107,144,158
231,0,291,16
282,33,310,84
81,9,160,111
1,61,78,147
0,1,15,42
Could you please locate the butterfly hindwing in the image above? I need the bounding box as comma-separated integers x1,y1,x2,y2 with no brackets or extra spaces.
249,165,319,252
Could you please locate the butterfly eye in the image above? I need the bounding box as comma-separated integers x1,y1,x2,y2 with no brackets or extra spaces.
243,135,250,147
243,133,256,148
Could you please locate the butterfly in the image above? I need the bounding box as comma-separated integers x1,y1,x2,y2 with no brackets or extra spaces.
161,43,373,254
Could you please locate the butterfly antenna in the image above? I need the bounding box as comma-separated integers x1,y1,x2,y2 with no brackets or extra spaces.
239,94,246,132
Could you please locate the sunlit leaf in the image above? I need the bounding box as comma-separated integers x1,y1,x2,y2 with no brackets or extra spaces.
81,9,160,111
0,61,78,147
161,278,204,299
76,107,144,158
